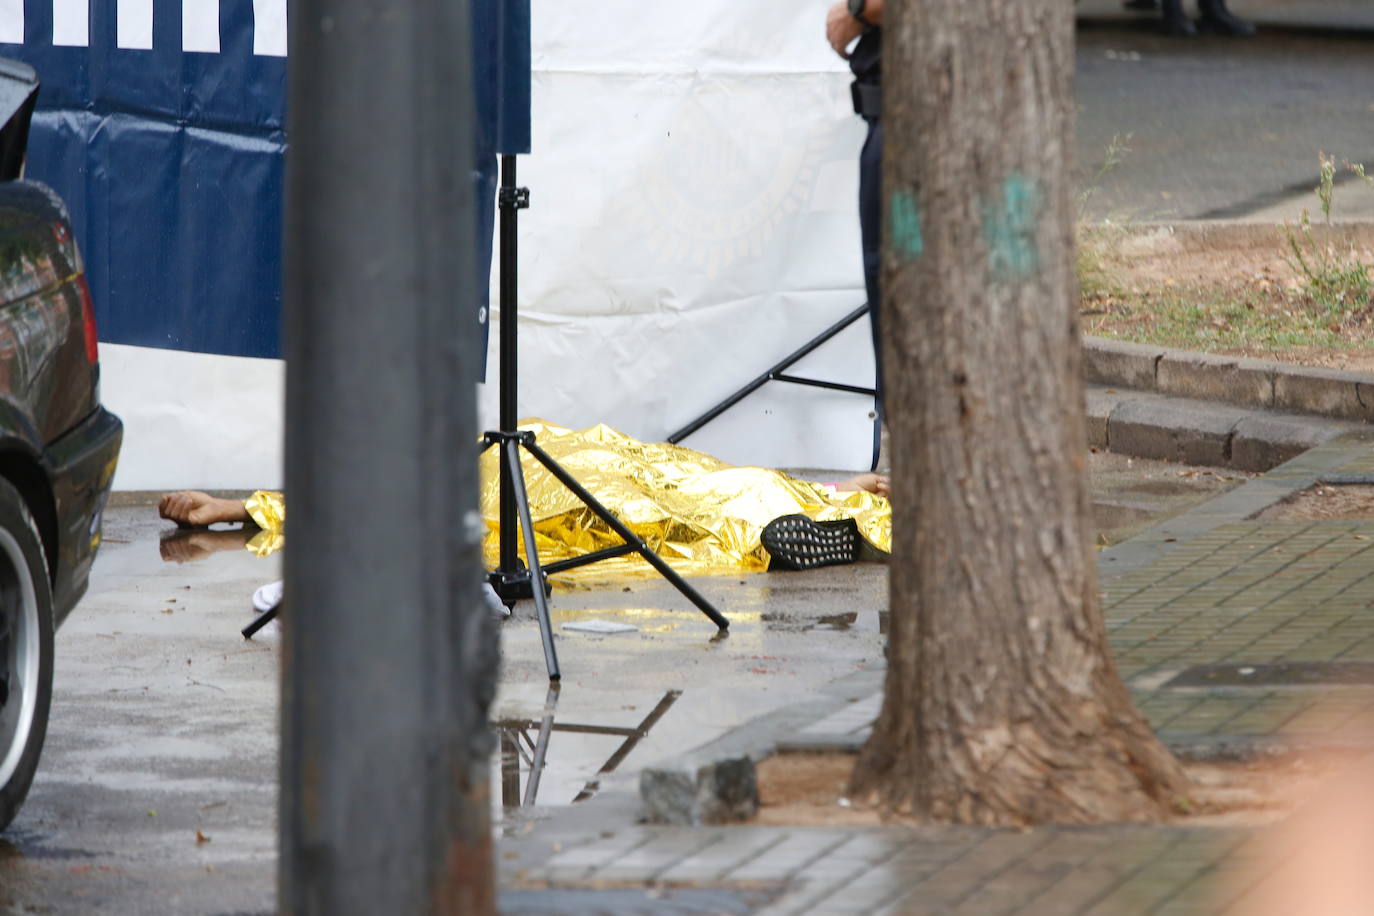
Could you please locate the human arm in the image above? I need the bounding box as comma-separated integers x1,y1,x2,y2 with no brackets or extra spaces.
826,0,884,59
158,491,253,527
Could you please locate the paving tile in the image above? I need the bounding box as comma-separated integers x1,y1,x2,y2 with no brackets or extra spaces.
725,829,857,883
587,828,726,882
651,828,791,883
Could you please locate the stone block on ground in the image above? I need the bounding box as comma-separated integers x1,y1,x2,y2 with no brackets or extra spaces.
1082,337,1164,389
1272,366,1374,422
1156,351,1275,409
640,756,758,826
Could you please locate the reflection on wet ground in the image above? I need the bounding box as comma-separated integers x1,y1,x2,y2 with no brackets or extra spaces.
157,525,256,564
494,685,682,810
760,610,889,634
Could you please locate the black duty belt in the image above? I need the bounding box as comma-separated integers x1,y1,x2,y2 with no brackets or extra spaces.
851,80,881,119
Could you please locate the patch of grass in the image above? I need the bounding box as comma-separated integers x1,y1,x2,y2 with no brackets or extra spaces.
1077,226,1124,300
1282,154,1373,312
1082,284,1374,353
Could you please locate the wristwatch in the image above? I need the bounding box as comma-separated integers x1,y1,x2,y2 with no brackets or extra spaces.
847,0,873,27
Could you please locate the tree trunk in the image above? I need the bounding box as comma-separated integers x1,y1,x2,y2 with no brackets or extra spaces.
849,0,1189,825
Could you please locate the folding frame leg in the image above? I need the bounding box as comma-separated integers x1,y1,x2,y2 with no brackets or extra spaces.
504,440,561,680
522,440,729,631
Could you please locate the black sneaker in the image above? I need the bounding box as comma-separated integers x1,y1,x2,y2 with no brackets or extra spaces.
761,514,885,571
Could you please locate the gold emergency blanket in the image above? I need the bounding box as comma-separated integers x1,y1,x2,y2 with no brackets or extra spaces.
479,420,890,578
244,490,285,558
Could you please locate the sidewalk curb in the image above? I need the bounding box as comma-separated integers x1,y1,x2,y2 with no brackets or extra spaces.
1075,13,1374,38
1084,336,1374,424
1086,383,1363,471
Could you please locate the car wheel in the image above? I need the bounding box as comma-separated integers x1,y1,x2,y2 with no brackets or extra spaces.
0,478,53,832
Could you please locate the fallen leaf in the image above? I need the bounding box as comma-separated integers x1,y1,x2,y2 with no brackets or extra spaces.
195,830,210,845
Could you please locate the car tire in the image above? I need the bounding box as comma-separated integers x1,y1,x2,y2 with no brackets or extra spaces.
0,477,53,832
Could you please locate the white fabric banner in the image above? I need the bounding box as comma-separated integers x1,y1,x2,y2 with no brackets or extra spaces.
109,0,875,489
478,0,876,471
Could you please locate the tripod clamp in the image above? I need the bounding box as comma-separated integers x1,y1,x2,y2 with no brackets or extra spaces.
484,429,535,447
499,186,530,210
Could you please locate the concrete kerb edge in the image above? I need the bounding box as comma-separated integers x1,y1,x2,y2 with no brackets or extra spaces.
1083,336,1374,424
1099,429,1374,579
637,666,884,826
1086,383,1363,471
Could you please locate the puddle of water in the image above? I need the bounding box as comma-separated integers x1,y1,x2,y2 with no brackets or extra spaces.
488,680,831,823
157,526,258,566
491,685,681,813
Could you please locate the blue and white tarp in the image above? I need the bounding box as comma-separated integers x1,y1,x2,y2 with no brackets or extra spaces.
1,0,287,360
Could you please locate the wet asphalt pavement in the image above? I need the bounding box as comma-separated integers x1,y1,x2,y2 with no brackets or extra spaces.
0,508,279,915
0,450,1244,914
1074,22,1374,220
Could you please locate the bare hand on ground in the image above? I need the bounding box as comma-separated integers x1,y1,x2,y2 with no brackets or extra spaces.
837,473,889,498
158,491,252,528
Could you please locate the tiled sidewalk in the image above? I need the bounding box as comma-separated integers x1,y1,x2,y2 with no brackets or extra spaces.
509,825,1250,915
503,434,1374,914
1112,519,1374,744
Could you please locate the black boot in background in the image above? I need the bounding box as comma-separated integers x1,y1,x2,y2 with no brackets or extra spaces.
1197,0,1257,35
1160,0,1198,35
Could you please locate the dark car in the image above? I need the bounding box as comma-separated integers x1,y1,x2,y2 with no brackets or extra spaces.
0,58,123,830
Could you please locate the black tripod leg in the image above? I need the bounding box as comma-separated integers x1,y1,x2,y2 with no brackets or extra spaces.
504,440,561,680
242,606,278,640
522,441,729,631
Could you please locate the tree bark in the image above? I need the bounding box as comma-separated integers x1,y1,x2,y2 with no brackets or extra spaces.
849,0,1189,825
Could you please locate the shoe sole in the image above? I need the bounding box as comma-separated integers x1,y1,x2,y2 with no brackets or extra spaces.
762,514,865,571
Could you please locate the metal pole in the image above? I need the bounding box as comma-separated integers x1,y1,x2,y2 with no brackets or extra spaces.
498,155,519,573
282,0,497,910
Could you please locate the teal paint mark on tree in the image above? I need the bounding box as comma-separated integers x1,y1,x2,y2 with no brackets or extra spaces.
981,174,1040,280
888,189,924,259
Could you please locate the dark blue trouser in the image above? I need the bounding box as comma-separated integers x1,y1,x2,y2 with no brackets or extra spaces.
858,118,884,416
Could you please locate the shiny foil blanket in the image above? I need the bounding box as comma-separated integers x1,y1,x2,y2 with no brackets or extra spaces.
244,490,285,558
480,421,890,578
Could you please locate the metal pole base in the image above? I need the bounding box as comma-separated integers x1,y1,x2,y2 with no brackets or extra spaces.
487,567,551,604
